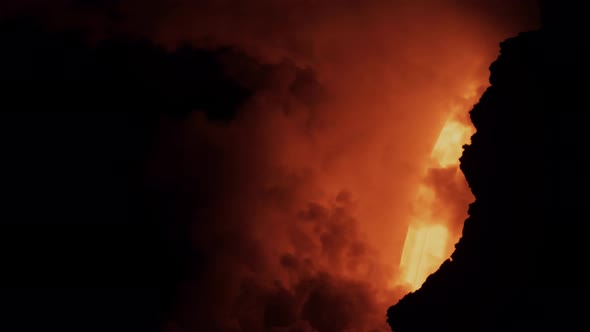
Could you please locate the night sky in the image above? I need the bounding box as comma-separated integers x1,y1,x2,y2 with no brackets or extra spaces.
2,1,581,332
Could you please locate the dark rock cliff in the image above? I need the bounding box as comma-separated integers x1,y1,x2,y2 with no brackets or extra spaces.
387,2,589,331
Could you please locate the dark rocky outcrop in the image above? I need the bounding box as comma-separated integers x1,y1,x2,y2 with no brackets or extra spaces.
387,2,589,331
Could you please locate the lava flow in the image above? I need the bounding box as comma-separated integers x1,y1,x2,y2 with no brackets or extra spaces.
399,95,477,290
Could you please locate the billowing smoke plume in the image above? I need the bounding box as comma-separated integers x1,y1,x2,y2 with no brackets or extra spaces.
147,59,402,331
1,1,539,331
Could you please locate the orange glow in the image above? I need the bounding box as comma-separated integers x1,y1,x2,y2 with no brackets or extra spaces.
400,224,449,289
399,109,476,290
431,118,475,168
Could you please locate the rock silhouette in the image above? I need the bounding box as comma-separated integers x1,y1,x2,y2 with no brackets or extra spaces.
387,2,588,331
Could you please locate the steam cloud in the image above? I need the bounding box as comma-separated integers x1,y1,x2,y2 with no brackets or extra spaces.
1,1,539,331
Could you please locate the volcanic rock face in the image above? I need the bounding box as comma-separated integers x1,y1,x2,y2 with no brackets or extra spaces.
387,4,589,329
388,32,543,332
387,30,544,332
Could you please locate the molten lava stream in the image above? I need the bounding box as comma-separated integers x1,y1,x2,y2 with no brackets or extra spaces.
399,108,475,291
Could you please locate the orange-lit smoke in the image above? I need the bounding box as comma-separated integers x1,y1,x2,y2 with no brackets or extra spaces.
28,1,539,331
143,2,539,331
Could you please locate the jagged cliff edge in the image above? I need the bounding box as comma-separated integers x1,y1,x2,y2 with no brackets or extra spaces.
387,28,546,331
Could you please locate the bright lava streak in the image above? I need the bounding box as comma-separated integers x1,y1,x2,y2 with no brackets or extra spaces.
400,224,448,289
430,120,474,168
398,114,474,290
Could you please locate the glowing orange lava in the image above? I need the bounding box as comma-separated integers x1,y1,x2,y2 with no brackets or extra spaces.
398,103,476,290
400,223,449,288
431,119,474,168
